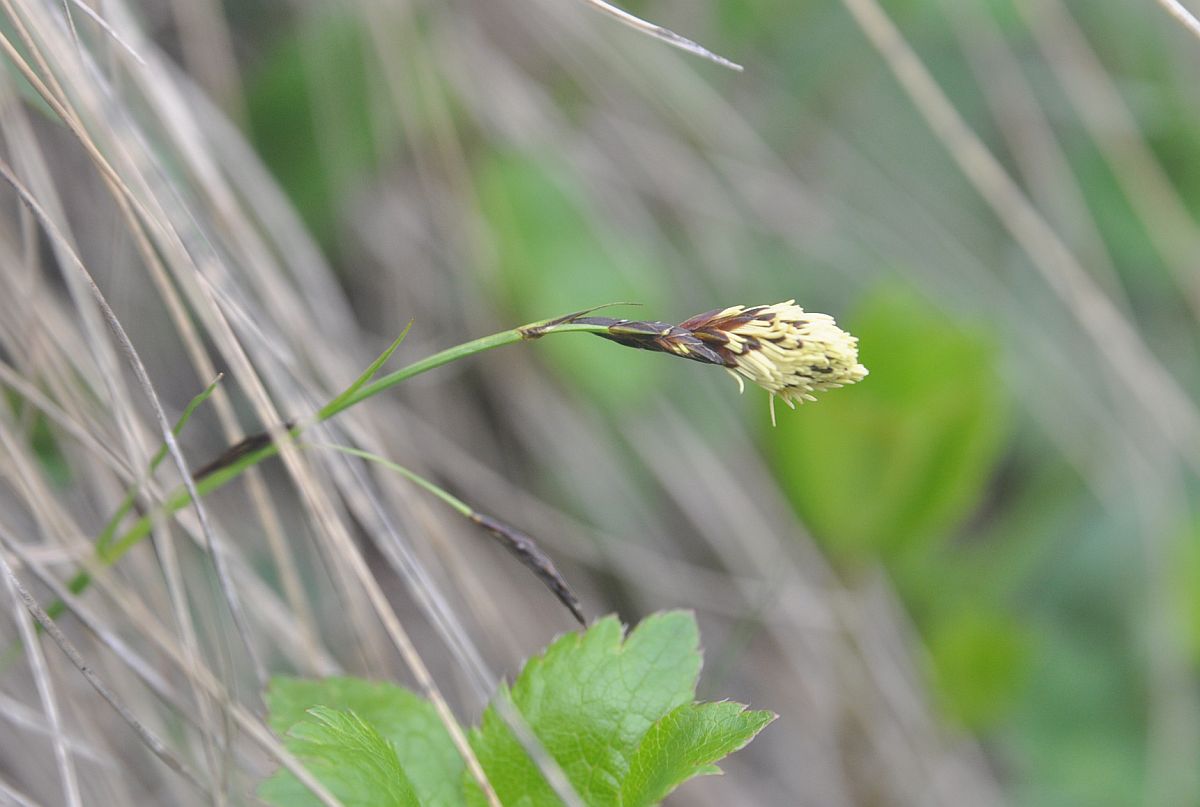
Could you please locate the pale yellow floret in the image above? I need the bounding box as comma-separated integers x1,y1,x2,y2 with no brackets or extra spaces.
719,300,868,422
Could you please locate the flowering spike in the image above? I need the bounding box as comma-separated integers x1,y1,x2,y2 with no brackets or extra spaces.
576,300,868,416
710,300,869,408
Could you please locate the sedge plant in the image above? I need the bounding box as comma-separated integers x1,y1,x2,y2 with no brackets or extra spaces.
56,300,867,625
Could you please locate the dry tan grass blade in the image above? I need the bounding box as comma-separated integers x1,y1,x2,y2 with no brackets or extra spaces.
836,0,1200,466
0,549,209,797
0,547,81,807
1155,0,1200,40
579,0,742,70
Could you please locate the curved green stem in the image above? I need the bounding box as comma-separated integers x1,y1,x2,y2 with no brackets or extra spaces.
85,318,612,594
312,442,586,624
315,443,474,516
95,374,223,557
320,321,604,419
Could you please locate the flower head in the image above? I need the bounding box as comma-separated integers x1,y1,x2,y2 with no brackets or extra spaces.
681,301,868,420
550,300,868,422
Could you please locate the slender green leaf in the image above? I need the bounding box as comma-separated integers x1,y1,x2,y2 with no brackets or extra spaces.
96,374,222,557
320,323,412,419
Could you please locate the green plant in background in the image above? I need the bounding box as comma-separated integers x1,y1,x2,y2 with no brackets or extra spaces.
261,612,774,806
767,287,1028,729
474,152,670,407
1175,524,1200,667
769,288,1007,561
4,391,72,488
246,10,401,247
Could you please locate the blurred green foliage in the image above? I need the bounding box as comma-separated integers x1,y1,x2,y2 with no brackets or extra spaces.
475,151,669,406
246,11,398,246
768,289,1008,561
1176,526,1200,666
765,289,1029,728
926,606,1031,728
6,391,71,488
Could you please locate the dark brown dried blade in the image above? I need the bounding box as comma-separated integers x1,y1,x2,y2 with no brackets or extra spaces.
575,316,730,366
469,513,586,625
675,307,727,330
192,421,295,482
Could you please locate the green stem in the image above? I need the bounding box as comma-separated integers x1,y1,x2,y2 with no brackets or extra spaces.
46,376,223,622
315,443,473,517
319,322,602,420
310,442,585,624
95,375,223,557
92,319,610,583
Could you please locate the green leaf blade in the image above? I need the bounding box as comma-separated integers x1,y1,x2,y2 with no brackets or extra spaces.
621,702,776,806
320,322,412,420
260,706,420,807
266,676,464,807
262,614,772,807
467,611,711,806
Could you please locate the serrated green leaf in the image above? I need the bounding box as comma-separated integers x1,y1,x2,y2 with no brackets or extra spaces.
260,706,419,807
265,677,464,806
466,611,750,806
263,614,771,807
620,701,776,806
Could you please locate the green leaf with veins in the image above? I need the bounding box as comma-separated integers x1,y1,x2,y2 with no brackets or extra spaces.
621,701,776,805
259,706,419,807
264,676,464,806
260,614,773,807
464,611,774,806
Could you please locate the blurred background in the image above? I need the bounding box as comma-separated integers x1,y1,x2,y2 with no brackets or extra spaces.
1,0,1198,804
